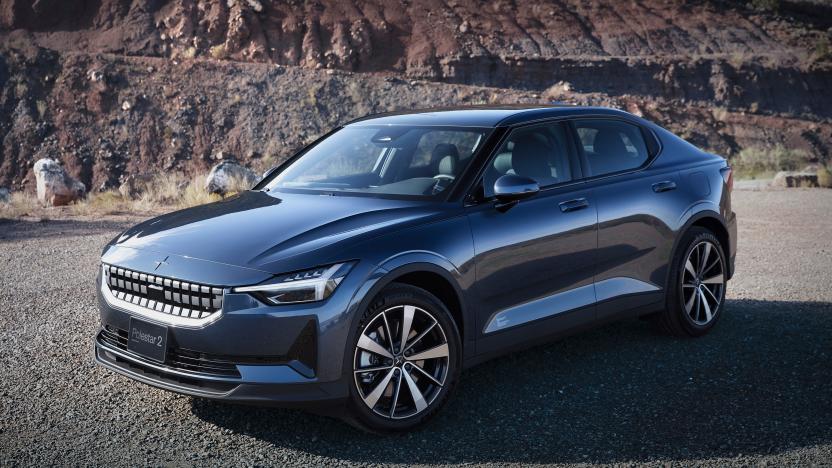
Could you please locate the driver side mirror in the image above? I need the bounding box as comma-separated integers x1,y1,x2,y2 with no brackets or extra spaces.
493,174,539,210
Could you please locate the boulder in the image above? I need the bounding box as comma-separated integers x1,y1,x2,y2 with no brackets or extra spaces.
118,173,157,199
0,187,9,203
205,161,257,195
772,171,819,188
33,158,86,206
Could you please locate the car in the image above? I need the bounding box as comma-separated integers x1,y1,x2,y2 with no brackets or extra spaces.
94,105,737,432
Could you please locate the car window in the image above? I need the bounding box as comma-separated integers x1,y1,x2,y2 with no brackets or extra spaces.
267,126,489,198
482,122,573,198
282,127,384,182
409,130,483,168
574,119,649,177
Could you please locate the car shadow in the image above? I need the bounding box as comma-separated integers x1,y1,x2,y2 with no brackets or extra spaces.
190,299,832,464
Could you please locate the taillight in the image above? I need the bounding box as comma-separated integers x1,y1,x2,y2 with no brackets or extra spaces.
721,166,733,192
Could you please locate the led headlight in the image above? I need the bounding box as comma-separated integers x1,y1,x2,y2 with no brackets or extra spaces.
233,263,353,305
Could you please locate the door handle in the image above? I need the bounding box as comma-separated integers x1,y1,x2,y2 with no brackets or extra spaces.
652,181,677,193
559,198,589,213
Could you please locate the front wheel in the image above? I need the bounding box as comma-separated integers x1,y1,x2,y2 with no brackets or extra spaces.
655,227,727,337
346,284,461,432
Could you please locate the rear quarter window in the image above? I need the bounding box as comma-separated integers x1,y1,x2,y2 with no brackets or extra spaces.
573,119,651,177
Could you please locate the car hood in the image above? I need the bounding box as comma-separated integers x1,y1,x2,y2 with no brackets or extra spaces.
108,190,447,274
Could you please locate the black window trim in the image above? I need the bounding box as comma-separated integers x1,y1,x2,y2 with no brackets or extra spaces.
464,114,663,205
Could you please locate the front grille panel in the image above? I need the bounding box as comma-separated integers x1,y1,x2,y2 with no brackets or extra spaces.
100,327,241,378
104,264,223,319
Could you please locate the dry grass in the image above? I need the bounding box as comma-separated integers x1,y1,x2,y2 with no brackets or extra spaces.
731,145,811,179
0,192,41,218
1,172,228,220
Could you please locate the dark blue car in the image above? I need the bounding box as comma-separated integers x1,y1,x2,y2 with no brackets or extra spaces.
94,105,737,432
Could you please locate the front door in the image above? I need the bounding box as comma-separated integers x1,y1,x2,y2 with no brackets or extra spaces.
466,121,598,357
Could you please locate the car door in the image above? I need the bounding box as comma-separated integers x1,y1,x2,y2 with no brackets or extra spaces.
466,121,599,357
569,118,677,322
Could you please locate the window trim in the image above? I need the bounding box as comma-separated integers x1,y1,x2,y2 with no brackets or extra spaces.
567,117,662,182
463,115,663,205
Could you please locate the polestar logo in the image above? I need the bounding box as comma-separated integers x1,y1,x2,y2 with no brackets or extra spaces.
153,256,169,271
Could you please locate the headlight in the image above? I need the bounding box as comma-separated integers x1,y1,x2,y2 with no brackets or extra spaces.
233,263,353,305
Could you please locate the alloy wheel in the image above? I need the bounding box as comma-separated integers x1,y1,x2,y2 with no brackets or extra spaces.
353,305,450,420
681,240,725,325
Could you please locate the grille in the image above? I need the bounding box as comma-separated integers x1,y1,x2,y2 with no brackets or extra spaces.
104,264,223,319
99,326,241,378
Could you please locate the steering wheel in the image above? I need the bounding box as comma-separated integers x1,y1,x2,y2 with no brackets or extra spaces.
433,174,455,181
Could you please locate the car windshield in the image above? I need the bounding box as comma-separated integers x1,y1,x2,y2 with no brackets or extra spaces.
265,125,490,199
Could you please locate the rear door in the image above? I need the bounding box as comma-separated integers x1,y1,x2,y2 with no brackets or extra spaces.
466,121,598,357
569,118,677,321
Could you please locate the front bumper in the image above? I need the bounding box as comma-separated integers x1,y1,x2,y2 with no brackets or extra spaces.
94,335,346,406
92,255,374,406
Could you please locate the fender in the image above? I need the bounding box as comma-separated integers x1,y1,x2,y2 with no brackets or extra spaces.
340,253,472,381
665,207,731,289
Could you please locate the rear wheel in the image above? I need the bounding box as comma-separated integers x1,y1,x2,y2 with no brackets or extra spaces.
346,284,461,432
655,227,727,336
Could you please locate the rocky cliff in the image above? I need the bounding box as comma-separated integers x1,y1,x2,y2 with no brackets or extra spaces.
1,0,830,192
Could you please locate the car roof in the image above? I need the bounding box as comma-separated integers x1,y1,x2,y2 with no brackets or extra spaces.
344,105,638,128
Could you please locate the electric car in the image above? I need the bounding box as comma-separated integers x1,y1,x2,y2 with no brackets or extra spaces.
94,105,736,432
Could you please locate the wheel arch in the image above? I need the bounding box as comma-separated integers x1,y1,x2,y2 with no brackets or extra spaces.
363,262,467,344
670,210,733,283
347,252,476,370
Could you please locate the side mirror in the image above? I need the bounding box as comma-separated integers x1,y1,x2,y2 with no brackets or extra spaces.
493,174,539,208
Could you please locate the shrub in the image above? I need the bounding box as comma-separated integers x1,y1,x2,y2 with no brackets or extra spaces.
179,175,222,208
0,192,40,218
749,0,779,11
134,173,221,209
70,191,130,216
732,145,810,179
209,44,227,60
813,36,831,63
818,166,832,188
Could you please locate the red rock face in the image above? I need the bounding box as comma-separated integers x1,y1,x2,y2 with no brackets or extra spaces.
0,0,830,193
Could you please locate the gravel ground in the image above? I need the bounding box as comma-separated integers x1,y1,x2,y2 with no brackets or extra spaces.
1,189,831,467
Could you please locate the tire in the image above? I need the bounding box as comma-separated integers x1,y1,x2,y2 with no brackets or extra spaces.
344,283,461,433
655,227,728,337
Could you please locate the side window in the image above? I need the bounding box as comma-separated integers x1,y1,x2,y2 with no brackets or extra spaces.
482,123,574,198
574,119,649,177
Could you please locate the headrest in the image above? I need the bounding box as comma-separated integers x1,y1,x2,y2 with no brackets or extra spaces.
493,153,513,174
438,155,456,176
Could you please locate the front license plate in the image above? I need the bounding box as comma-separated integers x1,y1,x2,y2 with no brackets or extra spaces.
127,317,168,363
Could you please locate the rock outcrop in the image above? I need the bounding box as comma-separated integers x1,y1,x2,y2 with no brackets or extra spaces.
772,171,819,188
33,159,86,206
0,1,830,194
205,161,257,195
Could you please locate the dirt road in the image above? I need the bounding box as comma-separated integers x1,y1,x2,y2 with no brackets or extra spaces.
1,189,830,466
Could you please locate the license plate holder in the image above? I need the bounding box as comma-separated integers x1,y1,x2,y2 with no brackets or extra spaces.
127,317,168,363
